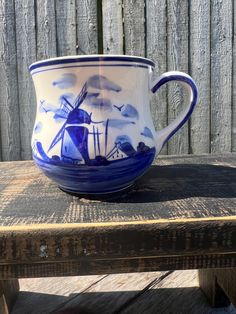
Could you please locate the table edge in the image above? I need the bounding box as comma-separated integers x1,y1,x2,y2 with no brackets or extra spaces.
1,215,236,232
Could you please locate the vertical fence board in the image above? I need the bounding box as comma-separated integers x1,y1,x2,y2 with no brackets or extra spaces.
36,0,57,60
123,0,145,56
167,0,189,155
211,0,232,153
146,0,167,154
0,0,21,161
102,0,123,54
76,0,98,54
56,0,76,56
190,0,210,154
233,1,236,152
15,0,37,160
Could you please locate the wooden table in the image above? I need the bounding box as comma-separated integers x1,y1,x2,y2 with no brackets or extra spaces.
0,154,235,313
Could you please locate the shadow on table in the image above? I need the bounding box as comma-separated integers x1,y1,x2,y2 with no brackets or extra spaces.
1,164,235,225
12,286,235,314
83,164,236,203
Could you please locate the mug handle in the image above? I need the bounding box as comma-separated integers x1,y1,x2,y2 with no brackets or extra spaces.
151,71,198,152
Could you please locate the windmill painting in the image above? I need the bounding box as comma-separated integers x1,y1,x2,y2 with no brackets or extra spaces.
31,73,156,193
33,74,155,167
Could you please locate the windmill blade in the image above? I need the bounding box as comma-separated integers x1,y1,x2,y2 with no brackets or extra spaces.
73,83,86,106
48,83,88,153
61,96,74,110
75,90,88,109
47,121,67,152
53,113,68,120
74,83,88,109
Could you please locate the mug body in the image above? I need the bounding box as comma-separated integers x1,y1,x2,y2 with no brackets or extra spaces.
30,55,157,194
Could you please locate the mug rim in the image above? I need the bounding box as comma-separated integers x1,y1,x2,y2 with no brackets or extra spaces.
29,54,155,72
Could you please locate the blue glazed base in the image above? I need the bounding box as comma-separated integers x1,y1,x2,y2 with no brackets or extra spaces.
33,147,156,194
59,183,134,196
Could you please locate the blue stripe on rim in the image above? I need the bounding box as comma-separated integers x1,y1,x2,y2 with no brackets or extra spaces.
29,55,155,72
31,63,150,75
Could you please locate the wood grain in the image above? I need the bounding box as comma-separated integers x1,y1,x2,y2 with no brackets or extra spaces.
0,1,235,157
102,0,123,54
146,0,168,155
1,220,236,265
122,271,205,314
214,269,236,307
199,269,231,308
199,269,236,308
13,275,105,314
189,0,210,154
167,0,189,155
1,254,236,279
211,0,232,153
123,0,145,56
55,0,77,56
233,0,236,152
0,280,19,314
0,155,235,226
0,2,235,158
12,271,236,314
52,272,168,314
0,154,235,278
0,295,8,314
15,0,37,160
36,0,57,60
76,0,98,55
0,0,21,161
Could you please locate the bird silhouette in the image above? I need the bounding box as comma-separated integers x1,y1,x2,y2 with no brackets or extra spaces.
40,100,50,113
114,104,124,111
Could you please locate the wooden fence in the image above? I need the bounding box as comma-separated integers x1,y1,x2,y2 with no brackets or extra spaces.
0,0,235,161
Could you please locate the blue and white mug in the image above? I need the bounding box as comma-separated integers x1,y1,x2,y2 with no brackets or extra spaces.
29,55,198,194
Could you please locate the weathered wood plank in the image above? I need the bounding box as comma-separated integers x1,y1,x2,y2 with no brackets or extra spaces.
214,269,236,307
36,0,57,60
199,269,236,308
52,272,168,314
0,154,235,226
189,0,210,154
12,275,105,314
15,0,37,160
0,155,234,278
0,295,8,314
0,0,21,161
102,0,123,54
123,0,145,56
2,254,236,279
211,0,232,153
122,271,209,314
1,221,236,265
233,1,236,152
0,280,19,314
199,269,231,308
55,0,77,56
146,0,167,154
167,0,189,155
12,271,236,314
76,0,98,54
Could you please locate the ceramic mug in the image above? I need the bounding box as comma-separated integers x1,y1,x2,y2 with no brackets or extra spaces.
29,55,198,194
